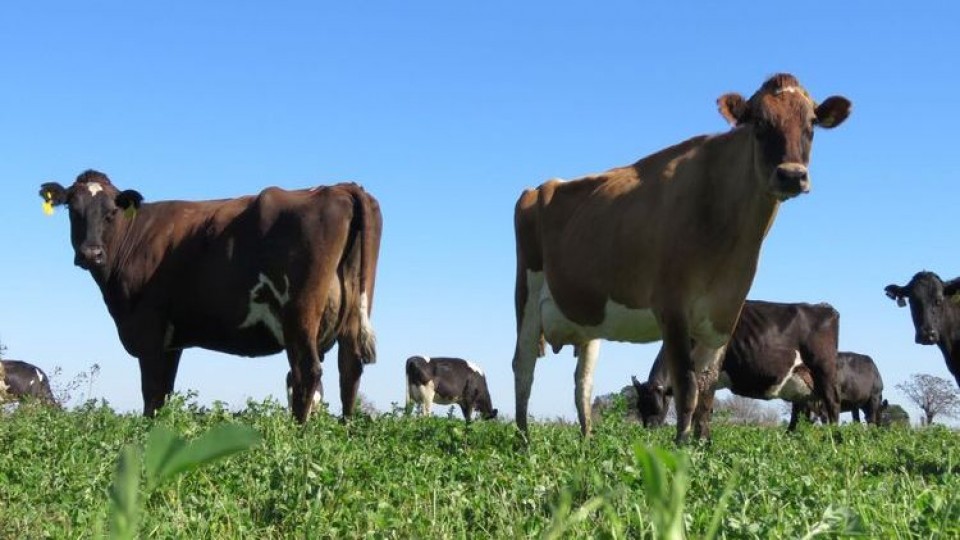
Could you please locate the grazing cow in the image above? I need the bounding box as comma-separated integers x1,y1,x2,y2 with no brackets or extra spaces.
512,74,851,442
828,352,887,424
405,356,497,422
633,300,840,434
1,360,58,406
39,170,382,422
885,272,960,388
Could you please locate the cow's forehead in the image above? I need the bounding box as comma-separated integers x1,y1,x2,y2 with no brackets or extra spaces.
86,183,105,197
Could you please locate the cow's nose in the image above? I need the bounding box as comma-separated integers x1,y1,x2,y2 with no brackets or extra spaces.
916,329,940,344
775,164,810,195
81,245,105,264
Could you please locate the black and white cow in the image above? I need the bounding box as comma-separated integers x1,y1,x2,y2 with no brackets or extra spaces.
633,300,840,434
885,271,960,388
1,360,58,406
405,356,497,422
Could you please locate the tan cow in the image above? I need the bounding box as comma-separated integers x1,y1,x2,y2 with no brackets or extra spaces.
512,74,851,443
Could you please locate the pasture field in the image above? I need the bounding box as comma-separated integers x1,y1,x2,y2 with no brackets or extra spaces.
1,396,959,539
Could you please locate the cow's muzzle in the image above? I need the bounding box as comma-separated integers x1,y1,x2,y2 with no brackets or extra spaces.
771,163,810,200
916,329,940,345
76,245,106,268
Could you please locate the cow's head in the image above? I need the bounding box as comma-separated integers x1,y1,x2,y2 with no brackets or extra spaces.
632,375,668,428
885,272,960,345
717,73,851,201
39,170,143,273
482,407,498,421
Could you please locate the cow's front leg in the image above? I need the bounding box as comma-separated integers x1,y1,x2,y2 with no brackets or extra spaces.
139,349,183,417
574,340,600,436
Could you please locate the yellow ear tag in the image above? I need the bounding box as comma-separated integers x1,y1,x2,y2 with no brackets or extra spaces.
42,200,54,216
951,294,960,305
124,206,137,219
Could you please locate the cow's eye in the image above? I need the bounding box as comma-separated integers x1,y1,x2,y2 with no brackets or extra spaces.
105,208,118,223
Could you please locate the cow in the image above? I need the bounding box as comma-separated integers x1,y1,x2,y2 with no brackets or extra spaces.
405,356,497,422
511,73,851,442
632,300,840,434
826,352,887,424
885,271,960,388
1,359,59,406
39,170,382,423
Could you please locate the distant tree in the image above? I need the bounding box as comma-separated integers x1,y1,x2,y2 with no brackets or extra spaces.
896,373,960,426
880,403,910,427
591,384,641,424
713,395,780,426
354,392,379,417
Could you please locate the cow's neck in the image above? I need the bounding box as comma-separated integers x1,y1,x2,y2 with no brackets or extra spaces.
938,303,960,383
88,206,152,312
713,126,781,247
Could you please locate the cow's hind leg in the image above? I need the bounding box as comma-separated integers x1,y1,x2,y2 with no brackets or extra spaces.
574,340,600,436
139,349,183,417
513,272,544,435
285,325,323,423
337,332,365,419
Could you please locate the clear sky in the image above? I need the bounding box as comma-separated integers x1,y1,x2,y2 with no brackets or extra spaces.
2,2,958,424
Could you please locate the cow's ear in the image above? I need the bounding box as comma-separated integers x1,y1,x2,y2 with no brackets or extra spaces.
944,278,960,301
717,93,748,126
814,96,852,129
631,375,642,389
884,284,908,307
116,189,144,217
39,182,68,215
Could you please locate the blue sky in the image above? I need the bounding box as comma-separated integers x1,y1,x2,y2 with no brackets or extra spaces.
2,3,958,424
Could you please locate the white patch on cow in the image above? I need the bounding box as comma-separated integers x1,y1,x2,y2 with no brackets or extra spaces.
358,291,376,353
465,360,484,376
539,281,660,347
35,369,44,384
225,237,234,261
239,273,291,346
766,351,814,401
87,183,104,197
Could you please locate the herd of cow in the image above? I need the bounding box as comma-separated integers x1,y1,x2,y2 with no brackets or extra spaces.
4,73,959,444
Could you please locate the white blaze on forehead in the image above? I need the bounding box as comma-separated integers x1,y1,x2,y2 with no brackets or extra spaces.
239,273,291,346
86,183,104,197
35,369,44,383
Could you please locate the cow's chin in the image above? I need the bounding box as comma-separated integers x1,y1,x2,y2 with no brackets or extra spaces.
74,255,106,272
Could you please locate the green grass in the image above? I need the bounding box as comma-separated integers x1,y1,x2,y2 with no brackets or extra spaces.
1,396,959,538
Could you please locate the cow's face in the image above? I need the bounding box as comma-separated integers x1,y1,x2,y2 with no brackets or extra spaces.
39,170,143,272
482,408,498,420
717,73,851,201
632,376,667,427
885,272,956,345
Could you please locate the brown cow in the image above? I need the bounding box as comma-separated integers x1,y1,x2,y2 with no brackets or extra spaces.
39,170,382,422
512,74,851,443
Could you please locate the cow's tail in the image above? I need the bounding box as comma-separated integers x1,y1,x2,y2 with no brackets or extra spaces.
349,184,383,365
